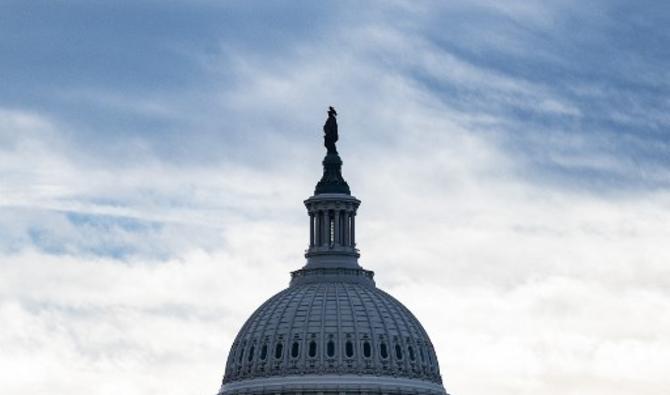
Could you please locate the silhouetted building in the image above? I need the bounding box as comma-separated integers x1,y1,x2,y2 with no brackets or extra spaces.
217,109,449,395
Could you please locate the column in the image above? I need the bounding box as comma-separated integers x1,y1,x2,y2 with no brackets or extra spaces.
333,210,340,246
316,211,322,246
309,213,314,247
342,209,349,246
322,210,329,246
351,213,356,246
345,211,351,247
328,211,334,246
337,211,343,246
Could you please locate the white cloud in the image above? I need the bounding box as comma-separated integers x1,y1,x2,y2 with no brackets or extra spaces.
2,90,668,395
1,2,669,395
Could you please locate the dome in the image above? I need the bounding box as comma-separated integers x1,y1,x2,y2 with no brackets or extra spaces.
221,275,443,393
217,108,449,395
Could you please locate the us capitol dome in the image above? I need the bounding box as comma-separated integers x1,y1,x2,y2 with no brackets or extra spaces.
217,108,450,395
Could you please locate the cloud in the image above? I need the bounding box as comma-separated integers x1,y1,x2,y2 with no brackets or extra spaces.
1,2,669,395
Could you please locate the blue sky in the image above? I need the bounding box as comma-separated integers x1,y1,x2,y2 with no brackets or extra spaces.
1,2,669,395
3,1,668,181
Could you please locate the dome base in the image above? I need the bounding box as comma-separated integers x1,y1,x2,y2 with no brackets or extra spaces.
219,374,448,395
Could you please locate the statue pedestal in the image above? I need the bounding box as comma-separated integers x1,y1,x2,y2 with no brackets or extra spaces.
315,153,350,195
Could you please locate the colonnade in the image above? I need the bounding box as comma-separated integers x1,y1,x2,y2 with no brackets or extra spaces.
309,208,356,248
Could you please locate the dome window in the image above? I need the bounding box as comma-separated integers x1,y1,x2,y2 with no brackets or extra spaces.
395,344,403,360
308,341,317,358
238,346,245,363
259,344,268,360
380,342,389,359
291,341,300,358
326,340,335,358
345,341,354,358
363,341,372,358
274,342,283,359
408,345,415,361
247,345,255,362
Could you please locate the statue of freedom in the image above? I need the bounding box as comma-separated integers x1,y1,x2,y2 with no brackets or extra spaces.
323,106,338,154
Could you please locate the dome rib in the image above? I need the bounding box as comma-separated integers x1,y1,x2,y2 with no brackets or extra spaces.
349,279,380,373
393,290,442,378
361,283,392,375
341,280,361,370
245,288,290,378
386,288,416,372
300,281,322,373
285,278,313,373
272,281,305,376
317,283,327,370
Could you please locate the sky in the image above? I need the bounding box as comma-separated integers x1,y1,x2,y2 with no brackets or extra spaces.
0,1,669,394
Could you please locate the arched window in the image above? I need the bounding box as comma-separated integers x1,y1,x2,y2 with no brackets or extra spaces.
308,341,317,358
380,342,389,359
291,341,300,358
247,345,255,362
395,344,403,360
408,345,415,361
345,341,354,358
260,344,268,360
419,345,425,363
274,342,283,359
327,340,335,358
363,341,372,358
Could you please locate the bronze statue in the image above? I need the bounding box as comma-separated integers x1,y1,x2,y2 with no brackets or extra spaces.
323,106,338,154
315,106,350,194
